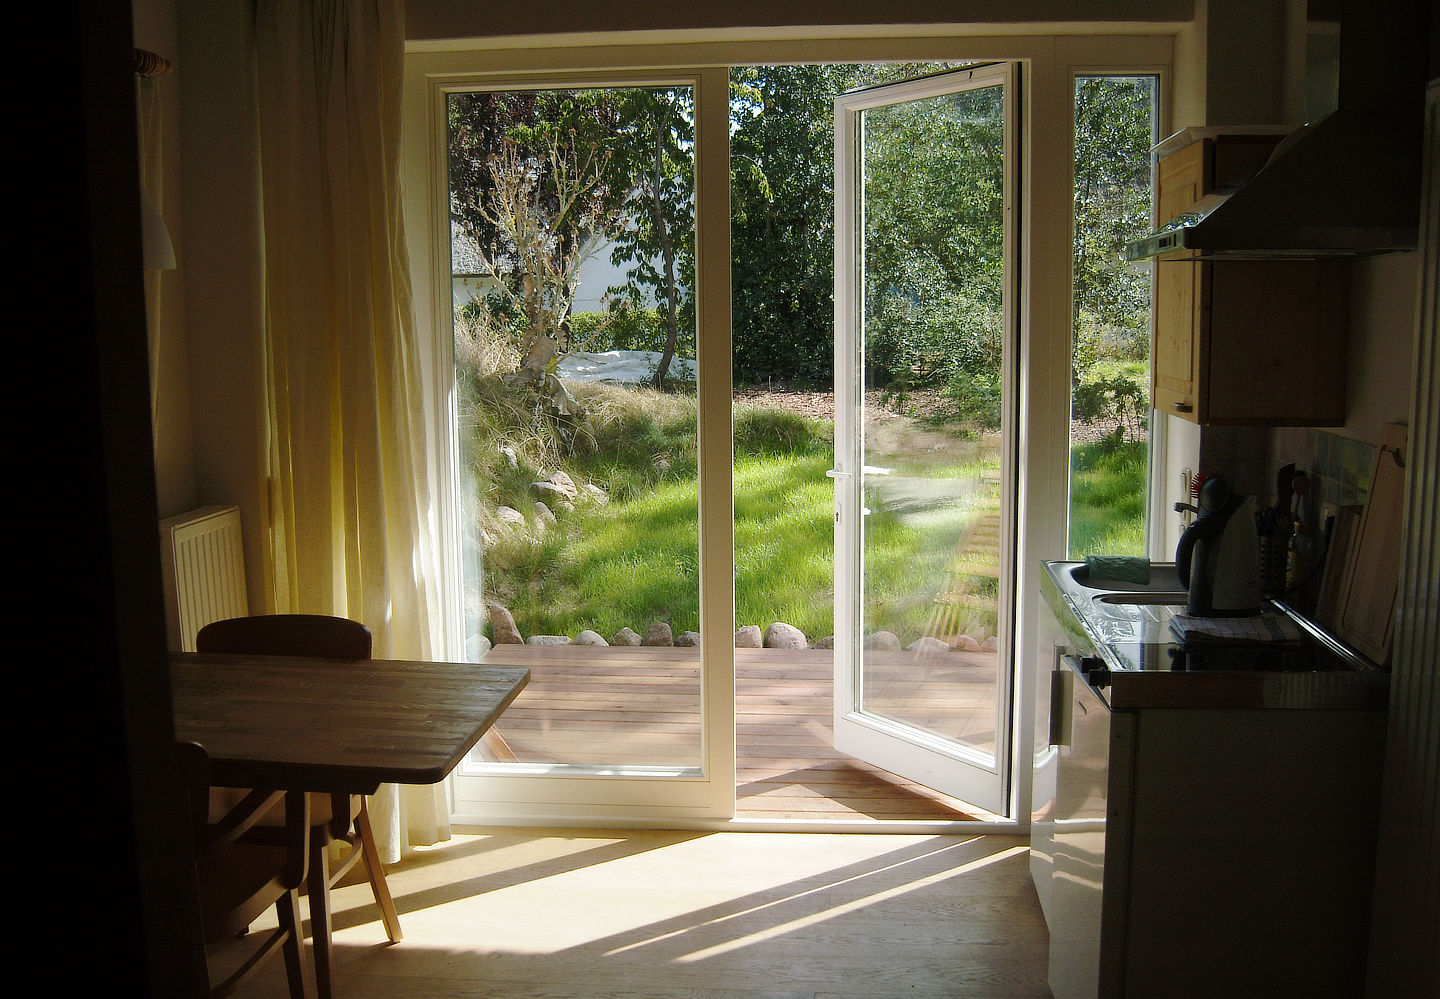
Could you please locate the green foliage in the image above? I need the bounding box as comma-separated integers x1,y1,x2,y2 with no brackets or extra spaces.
1072,359,1148,439
602,87,697,388
566,306,674,354
728,65,853,386
1071,76,1155,418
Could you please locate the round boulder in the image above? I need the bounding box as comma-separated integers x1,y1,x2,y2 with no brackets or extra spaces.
864,631,901,651
764,622,807,649
734,625,763,648
642,622,674,646
486,602,524,645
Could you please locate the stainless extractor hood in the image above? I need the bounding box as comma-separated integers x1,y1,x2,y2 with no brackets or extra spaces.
1127,2,1425,262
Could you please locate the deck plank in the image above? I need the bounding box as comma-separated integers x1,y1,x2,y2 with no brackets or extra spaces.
477,644,995,820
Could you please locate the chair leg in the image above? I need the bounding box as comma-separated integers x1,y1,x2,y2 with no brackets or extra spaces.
276,888,311,999
308,837,335,999
353,800,403,942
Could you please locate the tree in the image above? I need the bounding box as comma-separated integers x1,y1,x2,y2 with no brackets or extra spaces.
1071,76,1156,433
728,64,851,386
452,123,622,415
604,87,696,389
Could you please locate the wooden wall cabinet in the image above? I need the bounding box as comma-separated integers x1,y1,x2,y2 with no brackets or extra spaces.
1151,137,1350,425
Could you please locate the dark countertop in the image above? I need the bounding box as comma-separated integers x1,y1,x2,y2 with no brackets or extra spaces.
1042,560,1389,711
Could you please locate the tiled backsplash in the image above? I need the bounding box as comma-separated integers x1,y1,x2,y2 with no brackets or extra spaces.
1269,427,1379,515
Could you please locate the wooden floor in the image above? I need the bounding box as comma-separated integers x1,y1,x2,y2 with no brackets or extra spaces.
213,827,1052,998
476,645,1000,821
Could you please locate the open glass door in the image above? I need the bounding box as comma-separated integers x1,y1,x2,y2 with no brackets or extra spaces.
832,64,1017,816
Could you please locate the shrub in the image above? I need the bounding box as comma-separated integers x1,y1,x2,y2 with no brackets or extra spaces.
566,305,673,354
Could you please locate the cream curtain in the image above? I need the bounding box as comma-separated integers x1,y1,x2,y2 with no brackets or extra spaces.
255,0,446,863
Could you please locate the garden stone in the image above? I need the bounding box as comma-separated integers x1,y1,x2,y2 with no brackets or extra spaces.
813,635,835,650
734,625,762,648
574,630,609,646
527,635,572,646
548,470,578,498
642,622,674,646
907,636,951,656
763,622,807,649
531,481,572,504
611,627,641,646
864,631,901,651
676,631,701,647
499,445,519,469
581,482,608,505
487,602,524,645
496,505,525,527
981,636,998,652
953,634,982,652
534,501,556,525
466,633,492,661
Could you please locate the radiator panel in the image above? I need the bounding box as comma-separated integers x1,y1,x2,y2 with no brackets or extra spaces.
158,506,250,651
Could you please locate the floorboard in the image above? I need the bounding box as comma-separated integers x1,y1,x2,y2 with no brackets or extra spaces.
211,828,1052,998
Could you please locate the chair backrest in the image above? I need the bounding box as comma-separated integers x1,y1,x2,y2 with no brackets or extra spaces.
195,614,372,661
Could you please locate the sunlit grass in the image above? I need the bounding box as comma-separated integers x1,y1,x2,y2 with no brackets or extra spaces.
1068,436,1148,557
471,376,1148,644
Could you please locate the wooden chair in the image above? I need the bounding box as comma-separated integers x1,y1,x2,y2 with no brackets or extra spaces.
196,614,403,999
178,740,310,999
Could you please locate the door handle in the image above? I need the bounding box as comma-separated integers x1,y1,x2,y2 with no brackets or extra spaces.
827,466,893,478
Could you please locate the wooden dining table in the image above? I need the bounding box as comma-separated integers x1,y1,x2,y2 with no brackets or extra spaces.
169,650,530,795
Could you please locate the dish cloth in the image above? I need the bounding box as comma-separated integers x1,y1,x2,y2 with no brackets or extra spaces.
1084,554,1151,584
1169,613,1306,646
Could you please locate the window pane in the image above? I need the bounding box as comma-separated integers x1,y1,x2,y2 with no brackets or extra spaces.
1069,75,1158,559
447,86,701,770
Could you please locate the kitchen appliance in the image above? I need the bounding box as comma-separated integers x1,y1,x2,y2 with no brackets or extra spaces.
1174,475,1262,617
1124,6,1425,261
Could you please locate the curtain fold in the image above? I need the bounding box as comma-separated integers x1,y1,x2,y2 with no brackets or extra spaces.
255,0,445,863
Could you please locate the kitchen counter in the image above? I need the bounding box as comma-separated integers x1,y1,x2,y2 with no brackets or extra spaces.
1033,559,1388,998
1041,559,1387,710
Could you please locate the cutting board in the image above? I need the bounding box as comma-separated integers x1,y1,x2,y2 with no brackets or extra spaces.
1334,423,1407,664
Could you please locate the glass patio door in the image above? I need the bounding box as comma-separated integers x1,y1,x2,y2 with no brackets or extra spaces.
832,64,1017,816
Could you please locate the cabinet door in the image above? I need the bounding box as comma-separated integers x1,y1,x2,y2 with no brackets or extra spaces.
1151,141,1208,417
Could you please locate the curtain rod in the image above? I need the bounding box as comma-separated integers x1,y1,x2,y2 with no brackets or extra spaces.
134,48,174,77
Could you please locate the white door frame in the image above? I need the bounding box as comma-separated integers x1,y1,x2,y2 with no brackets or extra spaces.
403,34,1172,830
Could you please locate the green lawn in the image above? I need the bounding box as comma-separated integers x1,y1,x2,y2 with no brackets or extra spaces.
470,381,1147,643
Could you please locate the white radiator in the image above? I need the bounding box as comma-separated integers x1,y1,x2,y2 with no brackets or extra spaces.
158,505,250,651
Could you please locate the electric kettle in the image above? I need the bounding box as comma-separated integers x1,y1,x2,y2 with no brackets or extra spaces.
1174,475,1262,617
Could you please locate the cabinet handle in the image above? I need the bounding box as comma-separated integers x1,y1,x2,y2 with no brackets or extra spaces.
1172,402,1194,413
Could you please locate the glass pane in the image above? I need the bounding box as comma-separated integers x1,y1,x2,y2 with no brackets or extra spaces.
447,86,701,770
857,84,1006,759
1068,76,1158,559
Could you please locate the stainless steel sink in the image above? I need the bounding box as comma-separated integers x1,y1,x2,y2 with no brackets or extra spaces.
1096,592,1187,605
1069,562,1184,593
1046,561,1190,645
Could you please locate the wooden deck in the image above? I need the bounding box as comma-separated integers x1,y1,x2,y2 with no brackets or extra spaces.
476,644,999,821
